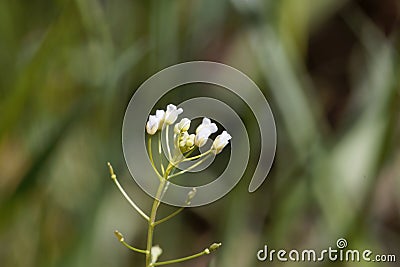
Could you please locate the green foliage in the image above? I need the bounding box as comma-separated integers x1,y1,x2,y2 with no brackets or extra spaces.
0,1,399,267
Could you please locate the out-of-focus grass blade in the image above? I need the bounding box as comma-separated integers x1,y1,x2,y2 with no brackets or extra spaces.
0,96,93,217
186,0,230,56
313,24,397,238
149,0,180,68
0,1,82,141
250,27,320,155
75,0,112,45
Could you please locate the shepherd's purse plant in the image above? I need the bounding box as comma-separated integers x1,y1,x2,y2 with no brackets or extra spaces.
108,104,231,266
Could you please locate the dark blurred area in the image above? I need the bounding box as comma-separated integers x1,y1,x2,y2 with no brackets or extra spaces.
0,0,399,266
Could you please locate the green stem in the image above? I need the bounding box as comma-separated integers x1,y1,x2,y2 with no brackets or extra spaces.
158,133,165,175
108,163,149,221
146,163,174,266
148,137,163,180
114,230,149,254
151,248,211,266
121,240,148,254
174,133,180,152
154,207,184,226
165,125,172,161
168,155,211,179
182,149,211,162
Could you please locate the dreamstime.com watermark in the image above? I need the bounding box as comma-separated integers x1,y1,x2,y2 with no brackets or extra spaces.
257,238,396,263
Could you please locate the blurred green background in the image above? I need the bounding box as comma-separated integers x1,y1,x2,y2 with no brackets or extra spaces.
0,0,399,266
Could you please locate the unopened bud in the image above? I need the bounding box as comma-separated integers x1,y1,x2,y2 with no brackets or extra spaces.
114,230,124,242
186,188,197,204
209,243,222,251
107,162,116,180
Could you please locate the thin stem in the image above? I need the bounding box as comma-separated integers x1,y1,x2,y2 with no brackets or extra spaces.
184,147,195,157
182,149,211,162
114,230,148,254
168,147,196,171
158,133,165,175
172,133,196,164
108,163,149,221
168,155,211,179
120,241,148,254
179,148,197,163
146,162,174,266
151,248,212,266
121,240,148,254
154,187,197,226
154,207,184,226
148,137,163,181
174,133,179,152
165,125,172,161
146,180,164,266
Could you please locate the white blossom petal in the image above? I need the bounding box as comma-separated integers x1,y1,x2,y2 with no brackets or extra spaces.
146,115,159,135
151,245,163,264
195,129,211,147
196,118,217,134
212,131,232,154
195,118,218,147
146,109,165,135
155,110,165,130
165,104,183,125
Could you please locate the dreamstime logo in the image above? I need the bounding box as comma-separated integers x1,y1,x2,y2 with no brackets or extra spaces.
122,61,276,207
257,238,396,263
336,238,347,249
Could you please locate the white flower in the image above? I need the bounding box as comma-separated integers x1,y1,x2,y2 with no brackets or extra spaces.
174,118,191,134
146,110,165,135
195,131,210,147
151,245,163,264
155,110,165,130
165,104,183,125
146,115,158,135
195,118,218,147
212,131,232,154
195,118,217,134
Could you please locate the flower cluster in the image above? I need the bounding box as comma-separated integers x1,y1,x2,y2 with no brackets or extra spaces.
146,104,183,135
146,104,232,155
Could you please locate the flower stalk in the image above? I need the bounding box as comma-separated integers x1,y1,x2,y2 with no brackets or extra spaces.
108,162,149,221
109,104,231,266
150,243,221,266
146,169,169,266
114,230,148,254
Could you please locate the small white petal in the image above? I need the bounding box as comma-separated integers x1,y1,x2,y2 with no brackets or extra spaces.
212,131,232,154
151,245,163,264
195,129,211,147
165,104,183,125
146,109,166,134
196,117,218,134
194,118,218,147
146,115,158,135
155,110,165,129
